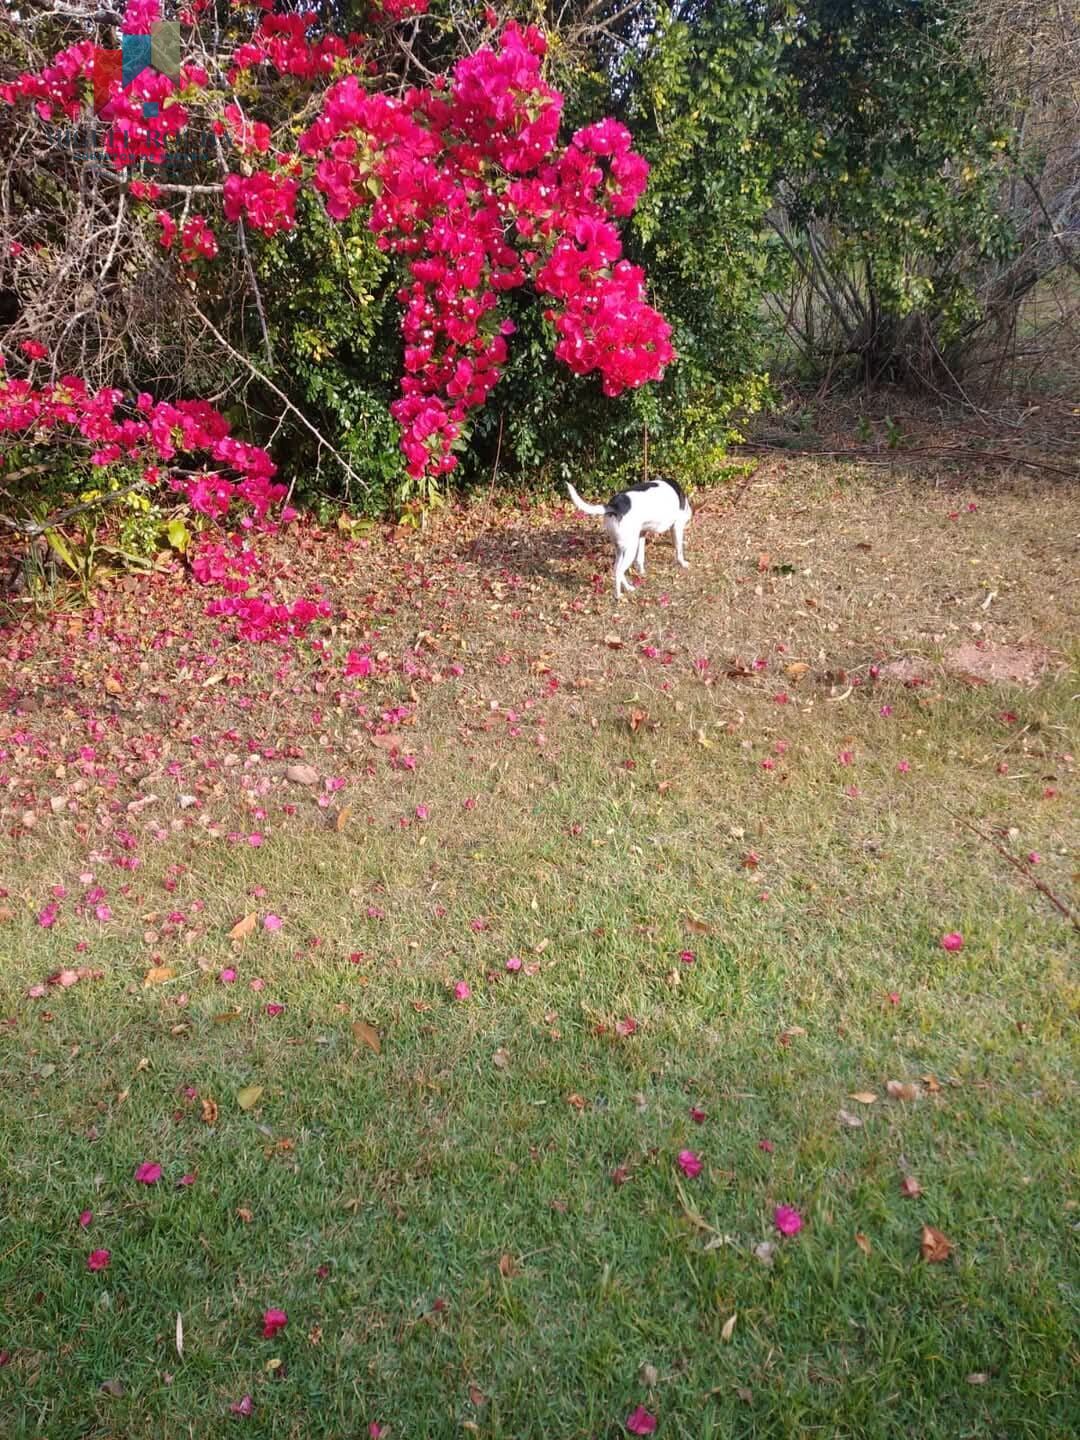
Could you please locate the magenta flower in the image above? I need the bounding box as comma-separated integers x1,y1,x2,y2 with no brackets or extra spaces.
677,1149,703,1179
261,1307,287,1339
263,913,283,931
78,1209,93,1228
87,1248,111,1271
940,932,964,952
229,1394,253,1416
689,1106,707,1124
626,1406,658,1435
265,1003,285,1017
135,1162,162,1185
505,956,522,972
219,967,237,984
775,1204,803,1236
415,804,429,820
453,981,472,1001
37,902,59,929
679,949,696,965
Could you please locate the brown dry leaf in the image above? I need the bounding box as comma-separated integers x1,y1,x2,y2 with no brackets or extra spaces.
921,1074,942,1093
628,708,649,732
143,965,175,987
900,1176,923,1199
336,805,353,832
200,1096,218,1126
103,674,123,696
683,914,711,936
235,1207,253,1223
213,1010,242,1024
854,1233,873,1256
492,1047,510,1069
370,732,402,751
285,763,319,786
849,1091,878,1105
497,1253,520,1278
966,1373,989,1386
351,1020,381,1055
838,1109,864,1129
603,634,623,649
720,1313,738,1343
887,1079,921,1102
780,1025,807,1042
236,1084,264,1112
920,1225,953,1263
468,1384,487,1407
757,552,770,572
566,1092,586,1110
228,912,257,941
785,662,810,680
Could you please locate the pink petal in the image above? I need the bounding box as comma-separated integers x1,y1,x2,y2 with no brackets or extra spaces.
87,1248,111,1271
263,914,283,931
940,932,964,952
249,977,265,991
774,1204,803,1236
78,1209,93,1228
415,804,429,820
626,1406,658,1435
177,1173,196,1187
261,1306,287,1339
688,1107,706,1124
26,984,47,998
134,1162,162,1184
229,1395,253,1417
453,981,472,1001
505,956,522,972
265,1003,284,1016
219,967,237,984
677,1149,703,1179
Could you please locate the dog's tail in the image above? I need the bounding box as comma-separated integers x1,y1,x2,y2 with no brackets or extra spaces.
565,482,607,518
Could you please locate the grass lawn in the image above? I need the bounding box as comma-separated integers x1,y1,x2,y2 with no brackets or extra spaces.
1,459,1077,1438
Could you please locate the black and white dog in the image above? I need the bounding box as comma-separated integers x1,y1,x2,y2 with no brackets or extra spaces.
566,477,691,600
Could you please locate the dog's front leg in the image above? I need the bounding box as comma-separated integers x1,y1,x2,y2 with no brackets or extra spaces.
635,536,646,576
673,520,689,569
614,547,633,600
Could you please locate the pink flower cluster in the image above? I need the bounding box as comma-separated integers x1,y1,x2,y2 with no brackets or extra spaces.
0,369,318,641
2,10,673,564
223,172,300,237
295,22,671,478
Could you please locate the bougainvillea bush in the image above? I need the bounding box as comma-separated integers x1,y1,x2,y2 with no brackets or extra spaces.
1,0,675,629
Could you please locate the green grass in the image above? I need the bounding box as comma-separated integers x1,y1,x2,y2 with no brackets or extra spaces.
0,465,1077,1437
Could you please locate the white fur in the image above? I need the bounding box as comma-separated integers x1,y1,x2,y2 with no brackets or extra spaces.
566,479,691,600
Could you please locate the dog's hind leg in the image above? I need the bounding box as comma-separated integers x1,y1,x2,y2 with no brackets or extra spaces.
635,536,646,576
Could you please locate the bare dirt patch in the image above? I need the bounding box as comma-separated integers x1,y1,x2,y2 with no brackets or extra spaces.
944,641,1056,686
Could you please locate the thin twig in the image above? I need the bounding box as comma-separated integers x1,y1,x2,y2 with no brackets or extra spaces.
943,805,1080,932
186,300,371,493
